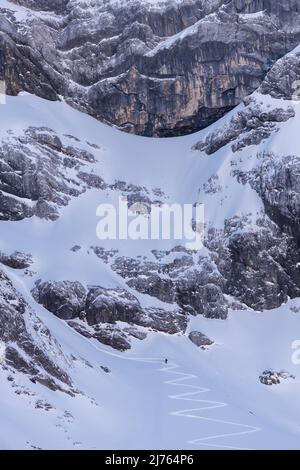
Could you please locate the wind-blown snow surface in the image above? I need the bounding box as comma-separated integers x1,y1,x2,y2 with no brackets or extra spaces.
1,93,300,449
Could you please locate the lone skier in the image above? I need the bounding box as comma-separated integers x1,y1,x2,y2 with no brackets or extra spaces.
164,358,168,365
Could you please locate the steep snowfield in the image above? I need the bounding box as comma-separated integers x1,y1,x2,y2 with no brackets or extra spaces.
1,91,300,449
2,271,300,449
0,93,263,262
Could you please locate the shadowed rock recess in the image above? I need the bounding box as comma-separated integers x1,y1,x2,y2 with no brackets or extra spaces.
1,0,300,136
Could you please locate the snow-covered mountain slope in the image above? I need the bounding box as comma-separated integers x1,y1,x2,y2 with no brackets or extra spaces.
2,41,300,448
2,297,300,450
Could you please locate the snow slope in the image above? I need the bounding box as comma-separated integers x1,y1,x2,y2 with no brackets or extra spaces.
3,269,300,449
1,90,300,449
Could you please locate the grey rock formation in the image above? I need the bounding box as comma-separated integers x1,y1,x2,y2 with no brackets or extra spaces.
68,320,132,351
111,247,228,318
207,215,300,311
188,331,214,348
70,245,82,253
32,280,86,320
259,369,295,386
0,270,73,391
1,0,300,136
260,51,300,100
32,280,188,350
138,308,187,334
85,287,141,325
246,153,300,245
195,50,300,155
195,99,295,155
0,127,99,221
0,251,33,269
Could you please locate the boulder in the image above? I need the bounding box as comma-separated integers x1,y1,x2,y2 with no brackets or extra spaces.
188,331,214,348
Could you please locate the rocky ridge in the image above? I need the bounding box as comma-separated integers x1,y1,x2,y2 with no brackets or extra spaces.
0,268,73,391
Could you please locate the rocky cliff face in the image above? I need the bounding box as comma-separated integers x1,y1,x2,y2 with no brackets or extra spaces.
1,0,300,135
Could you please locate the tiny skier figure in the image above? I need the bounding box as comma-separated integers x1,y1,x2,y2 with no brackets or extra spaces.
165,358,168,364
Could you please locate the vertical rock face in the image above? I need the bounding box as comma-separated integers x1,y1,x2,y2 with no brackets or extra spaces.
1,0,300,136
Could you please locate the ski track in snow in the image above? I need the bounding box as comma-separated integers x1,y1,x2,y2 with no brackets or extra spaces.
87,341,261,450
159,361,261,450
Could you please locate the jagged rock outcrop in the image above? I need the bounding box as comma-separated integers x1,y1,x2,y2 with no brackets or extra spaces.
0,122,168,222
32,280,86,320
109,247,228,318
0,126,99,221
0,270,73,391
195,49,300,155
260,50,300,100
237,153,300,246
0,251,32,269
206,215,300,311
1,0,300,136
195,99,295,155
85,287,142,324
32,280,188,350
259,369,295,386
188,331,214,348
